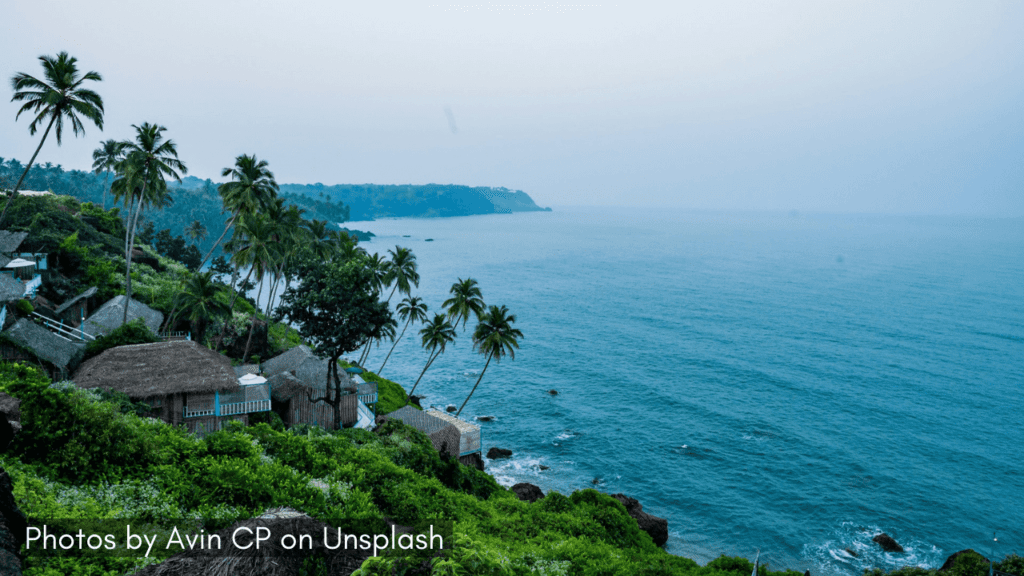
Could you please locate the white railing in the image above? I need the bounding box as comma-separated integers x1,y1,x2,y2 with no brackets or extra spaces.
30,312,96,342
220,399,271,416
184,406,215,418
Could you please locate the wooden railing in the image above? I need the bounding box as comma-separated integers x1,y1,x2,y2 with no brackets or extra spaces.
221,399,271,416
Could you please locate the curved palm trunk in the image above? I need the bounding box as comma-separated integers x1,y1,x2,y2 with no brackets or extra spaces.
215,264,255,351
407,348,441,400
159,213,237,333
241,270,265,361
0,114,57,228
123,176,150,326
101,171,110,211
378,319,411,375
456,351,493,418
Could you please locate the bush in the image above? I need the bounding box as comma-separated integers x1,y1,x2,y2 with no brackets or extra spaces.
14,299,33,317
83,318,160,360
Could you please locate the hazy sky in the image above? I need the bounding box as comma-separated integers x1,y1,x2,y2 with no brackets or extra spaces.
2,1,1023,215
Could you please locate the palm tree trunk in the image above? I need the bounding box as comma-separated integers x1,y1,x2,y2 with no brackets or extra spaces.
101,171,110,211
241,269,265,361
331,357,343,429
159,213,237,333
0,114,57,227
378,319,411,375
123,176,150,326
407,348,441,399
215,264,255,350
456,352,492,418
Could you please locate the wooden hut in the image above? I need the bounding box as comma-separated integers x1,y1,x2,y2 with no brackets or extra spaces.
82,295,164,337
383,406,482,465
73,341,270,435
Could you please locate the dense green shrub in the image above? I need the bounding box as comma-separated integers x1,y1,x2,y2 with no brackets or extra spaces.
83,318,160,360
14,299,33,316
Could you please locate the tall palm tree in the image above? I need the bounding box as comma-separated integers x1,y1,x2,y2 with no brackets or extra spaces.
356,253,392,365
407,313,457,400
456,305,522,417
91,139,123,210
332,231,365,261
443,277,486,330
263,203,305,317
177,271,230,344
160,154,277,334
115,122,186,325
378,296,429,375
384,246,420,304
2,52,104,226
184,219,207,246
223,213,276,360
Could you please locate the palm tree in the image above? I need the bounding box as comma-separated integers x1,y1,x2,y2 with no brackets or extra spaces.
407,313,457,400
184,219,207,246
384,246,420,304
443,277,486,330
456,305,522,418
2,52,104,226
224,213,277,360
160,154,277,334
91,139,124,210
356,252,392,365
177,271,230,343
378,296,429,375
115,122,186,325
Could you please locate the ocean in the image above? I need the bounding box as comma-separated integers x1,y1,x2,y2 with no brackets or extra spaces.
341,207,1023,575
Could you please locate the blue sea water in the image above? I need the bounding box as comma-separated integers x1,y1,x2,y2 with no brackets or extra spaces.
345,207,1023,575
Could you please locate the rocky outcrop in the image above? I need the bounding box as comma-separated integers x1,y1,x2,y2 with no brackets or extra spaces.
939,549,987,571
611,493,668,547
458,452,484,471
845,548,858,557
511,483,545,504
872,533,904,553
0,391,24,576
486,447,512,459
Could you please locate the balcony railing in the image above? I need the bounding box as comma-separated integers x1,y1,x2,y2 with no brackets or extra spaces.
183,383,271,419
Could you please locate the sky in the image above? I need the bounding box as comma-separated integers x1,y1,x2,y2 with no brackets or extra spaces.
2,1,1023,215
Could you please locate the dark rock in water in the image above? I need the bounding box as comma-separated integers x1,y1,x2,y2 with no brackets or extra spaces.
402,235,411,238
539,465,550,471
425,238,434,242
511,483,545,504
458,452,485,471
845,548,858,557
408,395,423,408
872,533,904,553
939,549,988,572
445,405,457,413
611,493,668,547
804,571,811,576
476,415,494,422
548,389,558,395
592,477,601,485
487,447,512,459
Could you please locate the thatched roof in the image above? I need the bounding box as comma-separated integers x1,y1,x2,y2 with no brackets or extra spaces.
0,231,27,254
261,345,315,377
55,286,97,315
233,364,260,377
384,405,450,435
3,318,85,368
74,340,239,398
0,274,23,302
427,409,481,436
131,508,374,576
82,295,163,336
383,407,467,458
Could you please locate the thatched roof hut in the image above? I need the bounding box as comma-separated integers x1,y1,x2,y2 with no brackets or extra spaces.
0,274,23,302
261,345,315,377
82,295,163,337
74,341,239,398
131,508,374,576
263,346,353,391
3,318,85,370
0,231,27,255
55,286,97,316
383,406,469,459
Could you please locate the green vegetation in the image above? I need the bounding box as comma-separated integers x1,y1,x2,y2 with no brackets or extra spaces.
14,299,33,317
863,552,1024,576
0,361,833,576
83,319,160,361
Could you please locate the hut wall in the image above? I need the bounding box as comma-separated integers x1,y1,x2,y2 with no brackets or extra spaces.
290,392,359,430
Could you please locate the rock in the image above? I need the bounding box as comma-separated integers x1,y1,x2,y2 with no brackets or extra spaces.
611,493,669,547
592,477,601,485
476,415,494,422
539,465,550,471
939,549,988,572
511,483,545,504
548,389,558,395
487,447,512,459
408,395,423,408
872,533,904,553
804,571,810,576
845,548,858,558
445,405,457,413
